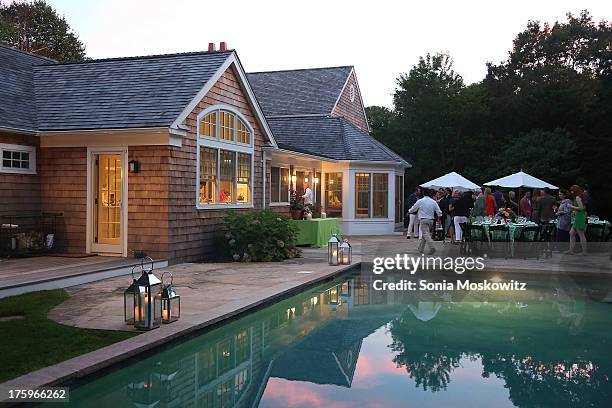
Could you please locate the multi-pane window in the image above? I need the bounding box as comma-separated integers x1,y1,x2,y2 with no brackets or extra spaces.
355,172,389,218
237,118,250,144
219,111,235,141
199,112,217,138
373,173,388,217
355,173,370,217
325,173,343,217
219,150,235,204
236,153,251,204
0,144,36,174
270,167,289,203
197,107,254,207
199,147,217,205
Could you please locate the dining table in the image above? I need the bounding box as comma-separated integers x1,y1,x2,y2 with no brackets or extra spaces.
289,217,341,248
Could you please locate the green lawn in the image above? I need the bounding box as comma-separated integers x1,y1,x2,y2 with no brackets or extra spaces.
0,289,136,383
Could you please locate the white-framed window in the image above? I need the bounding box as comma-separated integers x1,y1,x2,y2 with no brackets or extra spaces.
196,106,254,208
355,172,389,218
270,166,290,204
0,143,36,174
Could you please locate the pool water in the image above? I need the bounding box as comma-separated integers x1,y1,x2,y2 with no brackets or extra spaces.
58,271,612,408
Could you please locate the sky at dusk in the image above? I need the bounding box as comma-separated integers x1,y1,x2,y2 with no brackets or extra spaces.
7,0,611,108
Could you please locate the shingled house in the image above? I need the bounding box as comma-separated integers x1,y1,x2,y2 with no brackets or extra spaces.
0,44,409,263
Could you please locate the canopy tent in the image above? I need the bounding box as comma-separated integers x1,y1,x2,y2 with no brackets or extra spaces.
420,172,480,191
483,171,558,189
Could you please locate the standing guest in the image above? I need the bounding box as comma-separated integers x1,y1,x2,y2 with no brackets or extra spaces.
447,190,460,242
484,187,496,217
493,187,504,210
473,188,486,219
555,189,572,243
438,188,453,241
531,189,541,223
302,182,313,207
538,188,556,223
409,189,442,255
508,191,519,214
566,185,588,255
406,187,422,239
519,191,532,219
452,191,474,243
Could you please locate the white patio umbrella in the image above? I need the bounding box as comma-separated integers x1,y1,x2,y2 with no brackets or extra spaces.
483,171,558,189
420,172,480,191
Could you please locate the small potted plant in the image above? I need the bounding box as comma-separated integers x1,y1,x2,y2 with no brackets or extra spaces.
290,189,304,220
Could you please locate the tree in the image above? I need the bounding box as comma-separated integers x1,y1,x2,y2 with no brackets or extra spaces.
0,0,85,62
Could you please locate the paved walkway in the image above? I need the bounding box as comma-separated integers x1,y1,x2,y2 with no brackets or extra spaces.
49,246,339,331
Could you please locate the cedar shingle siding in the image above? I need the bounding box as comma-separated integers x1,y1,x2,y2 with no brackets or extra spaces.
168,66,268,263
331,71,368,130
0,132,41,216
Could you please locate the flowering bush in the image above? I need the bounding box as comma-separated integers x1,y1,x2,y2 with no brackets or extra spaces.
223,209,300,262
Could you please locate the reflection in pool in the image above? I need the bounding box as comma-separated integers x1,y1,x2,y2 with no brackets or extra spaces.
59,272,612,408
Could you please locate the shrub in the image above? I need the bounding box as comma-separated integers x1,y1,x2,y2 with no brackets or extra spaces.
223,209,300,262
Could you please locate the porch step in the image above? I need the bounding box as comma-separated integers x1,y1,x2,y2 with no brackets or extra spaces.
0,258,168,299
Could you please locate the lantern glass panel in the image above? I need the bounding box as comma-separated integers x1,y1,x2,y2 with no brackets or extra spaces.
161,296,180,323
339,241,352,265
328,235,340,265
124,283,136,324
134,281,162,330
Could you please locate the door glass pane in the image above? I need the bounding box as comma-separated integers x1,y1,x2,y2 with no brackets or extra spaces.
325,172,343,217
96,154,122,245
355,173,370,217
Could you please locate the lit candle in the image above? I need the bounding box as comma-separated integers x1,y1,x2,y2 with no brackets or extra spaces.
163,308,169,321
134,305,139,321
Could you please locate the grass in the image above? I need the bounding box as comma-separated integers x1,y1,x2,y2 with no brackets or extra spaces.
0,289,136,383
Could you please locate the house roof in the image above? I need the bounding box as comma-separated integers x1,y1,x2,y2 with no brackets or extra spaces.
33,50,233,131
247,66,353,117
0,44,54,133
268,116,410,166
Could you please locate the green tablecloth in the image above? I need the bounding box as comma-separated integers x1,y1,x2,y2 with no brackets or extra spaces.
471,221,539,256
290,218,341,248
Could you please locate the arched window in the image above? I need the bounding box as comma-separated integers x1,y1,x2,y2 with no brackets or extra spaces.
196,106,254,208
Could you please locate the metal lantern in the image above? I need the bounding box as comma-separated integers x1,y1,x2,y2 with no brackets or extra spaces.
328,234,340,265
339,239,352,265
160,272,180,324
123,265,141,325
133,257,162,331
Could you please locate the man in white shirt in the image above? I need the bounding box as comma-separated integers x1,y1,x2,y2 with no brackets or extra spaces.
408,189,442,254
302,182,313,207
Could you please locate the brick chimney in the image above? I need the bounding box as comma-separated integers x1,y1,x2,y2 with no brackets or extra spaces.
219,42,227,51
208,42,216,52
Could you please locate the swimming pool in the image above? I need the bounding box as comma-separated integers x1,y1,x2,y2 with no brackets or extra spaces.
56,271,612,407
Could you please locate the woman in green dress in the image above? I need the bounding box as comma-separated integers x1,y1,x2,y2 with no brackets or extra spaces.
565,184,588,255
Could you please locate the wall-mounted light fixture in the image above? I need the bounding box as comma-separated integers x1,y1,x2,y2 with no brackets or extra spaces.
129,160,140,173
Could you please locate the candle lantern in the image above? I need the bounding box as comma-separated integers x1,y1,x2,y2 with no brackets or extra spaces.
328,234,340,265
160,272,180,324
124,265,141,325
133,257,162,331
339,239,352,265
